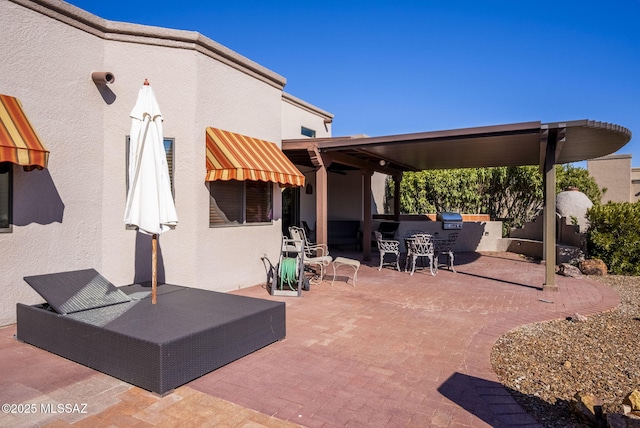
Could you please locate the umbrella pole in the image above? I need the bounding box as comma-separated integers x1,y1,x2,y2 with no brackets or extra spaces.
152,233,157,304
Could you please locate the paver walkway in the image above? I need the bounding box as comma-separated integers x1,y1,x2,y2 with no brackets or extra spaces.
0,252,619,427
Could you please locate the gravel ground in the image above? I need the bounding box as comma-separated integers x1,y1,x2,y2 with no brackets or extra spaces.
491,275,640,427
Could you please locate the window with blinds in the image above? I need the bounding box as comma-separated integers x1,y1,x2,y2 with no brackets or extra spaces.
163,139,174,195
209,180,272,226
125,137,175,197
0,164,11,231
125,137,174,230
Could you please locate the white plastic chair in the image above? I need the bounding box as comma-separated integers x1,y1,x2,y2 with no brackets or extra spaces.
289,226,328,257
289,226,332,283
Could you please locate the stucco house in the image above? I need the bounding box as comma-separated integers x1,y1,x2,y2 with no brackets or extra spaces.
2,1,633,325
587,154,640,203
0,0,333,326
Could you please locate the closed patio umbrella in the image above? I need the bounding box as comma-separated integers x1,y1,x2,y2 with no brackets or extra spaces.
124,79,178,303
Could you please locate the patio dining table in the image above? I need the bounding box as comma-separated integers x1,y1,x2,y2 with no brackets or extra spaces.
404,233,457,274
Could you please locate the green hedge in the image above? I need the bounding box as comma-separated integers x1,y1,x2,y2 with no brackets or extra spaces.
586,201,640,275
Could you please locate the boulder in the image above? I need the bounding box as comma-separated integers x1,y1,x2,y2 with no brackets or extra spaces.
607,413,640,428
580,259,608,276
558,263,583,278
556,188,593,233
569,313,588,322
570,392,605,426
624,390,640,412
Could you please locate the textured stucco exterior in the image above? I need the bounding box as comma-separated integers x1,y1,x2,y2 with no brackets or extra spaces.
631,168,640,202
0,0,331,326
587,154,633,203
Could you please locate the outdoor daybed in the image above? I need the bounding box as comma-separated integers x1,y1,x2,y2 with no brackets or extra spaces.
16,269,285,395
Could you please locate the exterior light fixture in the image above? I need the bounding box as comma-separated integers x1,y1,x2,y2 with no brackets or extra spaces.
91,71,115,84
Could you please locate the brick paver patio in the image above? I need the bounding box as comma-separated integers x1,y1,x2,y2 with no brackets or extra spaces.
0,252,620,427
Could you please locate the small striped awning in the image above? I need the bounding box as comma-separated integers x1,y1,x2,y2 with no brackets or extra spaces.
206,127,304,187
0,94,49,170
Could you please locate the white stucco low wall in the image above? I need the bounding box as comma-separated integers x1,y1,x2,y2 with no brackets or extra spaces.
373,220,504,252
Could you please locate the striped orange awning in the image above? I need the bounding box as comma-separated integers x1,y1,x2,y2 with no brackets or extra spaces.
206,127,304,187
0,94,49,170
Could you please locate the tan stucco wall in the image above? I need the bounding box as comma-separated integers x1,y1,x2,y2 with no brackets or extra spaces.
328,170,363,221
280,93,334,230
371,173,388,215
587,154,632,203
281,93,332,140
632,168,640,202
0,0,331,325
1,0,108,326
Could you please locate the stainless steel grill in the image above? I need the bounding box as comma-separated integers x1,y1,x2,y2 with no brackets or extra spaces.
437,212,463,230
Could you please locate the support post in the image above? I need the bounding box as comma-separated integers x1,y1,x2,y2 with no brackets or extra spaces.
363,170,373,261
542,126,559,291
393,173,402,221
152,233,158,304
309,146,329,249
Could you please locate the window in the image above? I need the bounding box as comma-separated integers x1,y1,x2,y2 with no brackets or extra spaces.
301,126,316,138
0,164,12,232
126,137,175,197
209,180,272,226
163,138,175,196
125,137,174,230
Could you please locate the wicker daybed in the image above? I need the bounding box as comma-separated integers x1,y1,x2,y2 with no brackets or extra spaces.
16,269,285,395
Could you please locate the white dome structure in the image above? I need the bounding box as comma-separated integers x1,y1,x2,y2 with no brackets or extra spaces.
556,187,593,232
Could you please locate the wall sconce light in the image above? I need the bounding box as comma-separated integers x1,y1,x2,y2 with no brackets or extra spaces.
91,71,115,85
306,184,313,194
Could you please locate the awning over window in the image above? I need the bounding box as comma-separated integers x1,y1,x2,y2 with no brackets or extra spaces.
0,94,49,170
206,127,304,187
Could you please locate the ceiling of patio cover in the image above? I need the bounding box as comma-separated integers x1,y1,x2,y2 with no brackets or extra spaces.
283,120,632,173
0,94,49,170
205,127,304,187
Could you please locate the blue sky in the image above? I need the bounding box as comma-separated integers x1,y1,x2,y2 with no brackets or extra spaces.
66,0,640,165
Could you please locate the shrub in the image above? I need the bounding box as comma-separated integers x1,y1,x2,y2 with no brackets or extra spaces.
586,201,640,275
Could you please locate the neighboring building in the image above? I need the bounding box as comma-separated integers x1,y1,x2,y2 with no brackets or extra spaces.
633,167,640,202
587,154,639,203
0,0,332,326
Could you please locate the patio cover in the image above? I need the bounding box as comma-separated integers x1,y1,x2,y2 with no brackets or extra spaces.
284,120,631,172
283,119,632,289
0,94,49,170
205,127,304,187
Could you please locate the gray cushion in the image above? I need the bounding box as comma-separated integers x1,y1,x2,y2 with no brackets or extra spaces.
23,269,131,314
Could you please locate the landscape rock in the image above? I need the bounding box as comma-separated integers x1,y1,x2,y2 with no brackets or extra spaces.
608,412,640,428
580,259,608,276
491,274,640,428
569,312,588,322
559,263,583,278
570,392,604,426
624,390,640,412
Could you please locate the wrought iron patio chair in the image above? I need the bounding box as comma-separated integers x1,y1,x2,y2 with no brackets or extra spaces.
406,233,436,276
403,230,427,269
374,231,401,271
435,232,458,272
